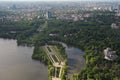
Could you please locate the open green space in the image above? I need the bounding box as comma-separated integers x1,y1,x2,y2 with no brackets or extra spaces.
51,46,64,62
52,55,58,62
47,46,52,52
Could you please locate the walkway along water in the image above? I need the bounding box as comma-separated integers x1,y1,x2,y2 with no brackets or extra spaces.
44,45,66,80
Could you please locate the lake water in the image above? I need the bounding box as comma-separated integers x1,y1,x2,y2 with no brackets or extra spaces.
0,39,85,80
0,39,48,80
61,43,85,78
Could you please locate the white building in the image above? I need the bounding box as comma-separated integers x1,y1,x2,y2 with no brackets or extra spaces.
104,48,117,61
111,23,120,29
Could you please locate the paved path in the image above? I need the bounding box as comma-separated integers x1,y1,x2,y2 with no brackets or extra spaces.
43,45,66,80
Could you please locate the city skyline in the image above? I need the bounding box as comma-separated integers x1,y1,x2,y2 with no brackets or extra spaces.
0,0,119,2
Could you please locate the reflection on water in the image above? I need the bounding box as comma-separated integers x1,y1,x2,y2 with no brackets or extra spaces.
0,39,48,80
61,43,85,77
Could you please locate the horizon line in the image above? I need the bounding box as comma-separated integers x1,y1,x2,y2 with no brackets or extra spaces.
0,0,119,2
0,0,120,3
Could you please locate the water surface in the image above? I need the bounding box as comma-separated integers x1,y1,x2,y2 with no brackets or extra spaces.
0,39,48,80
61,43,85,77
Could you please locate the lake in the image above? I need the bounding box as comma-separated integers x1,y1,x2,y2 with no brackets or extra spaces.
61,42,85,78
0,38,48,80
0,39,85,80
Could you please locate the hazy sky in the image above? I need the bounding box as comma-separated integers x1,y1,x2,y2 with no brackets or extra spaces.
0,0,118,2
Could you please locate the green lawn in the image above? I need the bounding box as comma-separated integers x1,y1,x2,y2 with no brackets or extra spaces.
51,46,64,62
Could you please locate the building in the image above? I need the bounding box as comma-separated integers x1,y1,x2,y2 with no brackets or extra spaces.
119,5,120,12
104,48,117,61
111,23,120,29
113,5,120,12
45,11,52,19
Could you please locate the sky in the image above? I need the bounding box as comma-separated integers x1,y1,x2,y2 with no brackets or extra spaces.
0,0,117,1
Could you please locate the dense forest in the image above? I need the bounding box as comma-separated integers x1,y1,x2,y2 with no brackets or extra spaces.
0,11,120,80
0,11,45,45
35,11,120,80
